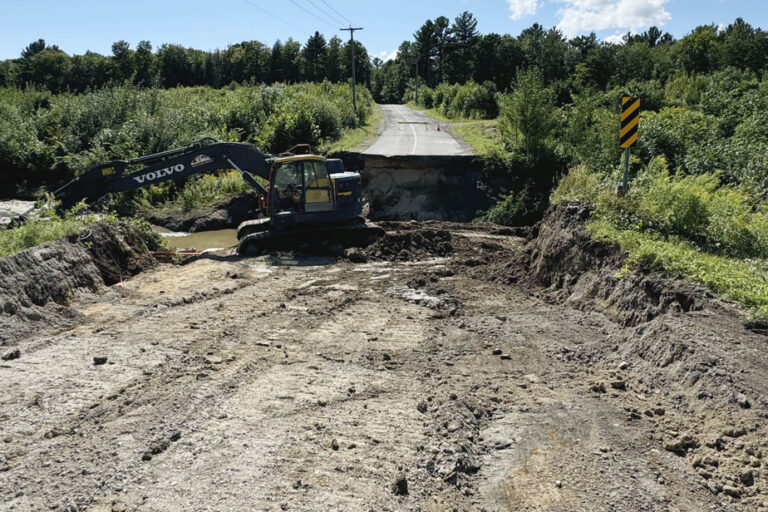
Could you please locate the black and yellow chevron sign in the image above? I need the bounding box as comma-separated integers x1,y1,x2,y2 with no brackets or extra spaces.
620,96,640,148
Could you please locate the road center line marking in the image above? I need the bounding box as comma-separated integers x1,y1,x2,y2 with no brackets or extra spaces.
396,106,418,155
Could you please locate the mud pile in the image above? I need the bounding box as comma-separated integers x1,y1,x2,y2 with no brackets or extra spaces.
0,223,154,344
358,228,453,261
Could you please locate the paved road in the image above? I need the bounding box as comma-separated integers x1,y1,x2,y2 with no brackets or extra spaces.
364,104,471,157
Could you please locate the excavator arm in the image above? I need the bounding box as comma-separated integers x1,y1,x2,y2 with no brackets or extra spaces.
54,139,273,211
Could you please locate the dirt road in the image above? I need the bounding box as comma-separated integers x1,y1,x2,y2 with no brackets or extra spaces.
364,105,471,157
1,216,767,511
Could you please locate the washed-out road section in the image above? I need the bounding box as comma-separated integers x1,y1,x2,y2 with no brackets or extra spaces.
364,104,471,157
2,214,766,511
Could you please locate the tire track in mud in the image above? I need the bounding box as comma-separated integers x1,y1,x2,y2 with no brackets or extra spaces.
2,261,371,511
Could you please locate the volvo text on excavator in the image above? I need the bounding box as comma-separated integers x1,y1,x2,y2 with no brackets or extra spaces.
52,138,383,255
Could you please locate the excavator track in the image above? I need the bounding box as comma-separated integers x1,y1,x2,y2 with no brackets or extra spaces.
236,217,271,240
237,218,384,256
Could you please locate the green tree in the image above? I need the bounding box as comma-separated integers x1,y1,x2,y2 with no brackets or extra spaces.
675,25,721,74
325,36,343,83
111,40,134,83
499,69,556,156
281,39,302,83
302,32,328,82
446,11,479,83
21,39,47,59
157,44,192,87
134,40,155,87
414,19,438,86
342,40,371,85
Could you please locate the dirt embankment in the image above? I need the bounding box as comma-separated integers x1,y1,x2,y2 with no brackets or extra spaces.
525,202,706,326
0,223,154,346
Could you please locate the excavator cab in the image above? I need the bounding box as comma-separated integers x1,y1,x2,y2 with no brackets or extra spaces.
267,154,363,228
270,156,334,215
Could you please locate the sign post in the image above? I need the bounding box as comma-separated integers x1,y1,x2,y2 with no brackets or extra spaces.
620,96,640,195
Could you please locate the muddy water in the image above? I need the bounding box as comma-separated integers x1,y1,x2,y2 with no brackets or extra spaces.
154,227,238,252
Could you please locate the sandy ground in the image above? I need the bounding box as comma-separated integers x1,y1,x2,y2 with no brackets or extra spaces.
1,223,767,512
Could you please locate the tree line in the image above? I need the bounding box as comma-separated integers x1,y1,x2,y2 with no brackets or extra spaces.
2,13,766,104
0,33,371,93
372,13,768,104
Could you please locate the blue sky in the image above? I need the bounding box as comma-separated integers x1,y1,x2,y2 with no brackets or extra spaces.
1,0,765,60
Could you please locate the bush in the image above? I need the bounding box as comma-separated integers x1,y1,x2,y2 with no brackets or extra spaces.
551,156,768,259
498,70,556,157
477,189,528,226
0,82,373,189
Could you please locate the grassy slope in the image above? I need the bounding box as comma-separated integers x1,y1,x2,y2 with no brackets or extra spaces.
552,166,768,322
0,207,163,258
589,219,768,320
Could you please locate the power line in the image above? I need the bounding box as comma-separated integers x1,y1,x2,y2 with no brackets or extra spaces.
242,0,309,38
305,0,345,27
320,0,356,27
288,0,337,30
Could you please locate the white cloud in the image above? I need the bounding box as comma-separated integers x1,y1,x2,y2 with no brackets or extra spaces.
555,0,672,37
507,0,539,20
604,32,626,44
378,49,399,62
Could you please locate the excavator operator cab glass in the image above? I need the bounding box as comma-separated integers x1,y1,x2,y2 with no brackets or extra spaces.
271,158,334,215
303,160,333,213
272,161,304,214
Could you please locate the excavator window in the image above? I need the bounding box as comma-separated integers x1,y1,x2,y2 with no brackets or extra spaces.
304,161,333,213
271,159,334,215
273,162,304,214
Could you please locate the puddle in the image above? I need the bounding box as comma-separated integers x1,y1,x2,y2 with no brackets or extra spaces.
154,227,238,252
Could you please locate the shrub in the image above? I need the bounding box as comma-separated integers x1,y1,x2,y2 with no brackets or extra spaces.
477,189,528,226
0,82,373,188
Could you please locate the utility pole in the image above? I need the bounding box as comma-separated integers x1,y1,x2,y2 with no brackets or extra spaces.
340,26,363,112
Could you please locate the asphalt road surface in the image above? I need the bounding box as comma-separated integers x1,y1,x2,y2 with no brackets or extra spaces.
364,104,471,157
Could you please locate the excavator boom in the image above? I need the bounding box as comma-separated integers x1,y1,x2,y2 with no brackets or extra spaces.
54,140,271,211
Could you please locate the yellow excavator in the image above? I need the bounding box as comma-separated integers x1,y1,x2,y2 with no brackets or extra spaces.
52,139,383,255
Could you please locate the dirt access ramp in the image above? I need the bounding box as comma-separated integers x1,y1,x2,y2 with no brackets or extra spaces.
0,206,767,511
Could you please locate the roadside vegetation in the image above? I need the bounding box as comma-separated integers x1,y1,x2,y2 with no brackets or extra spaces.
318,103,383,154
0,82,373,212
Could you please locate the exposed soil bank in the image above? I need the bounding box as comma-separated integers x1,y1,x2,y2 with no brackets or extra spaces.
525,202,706,326
0,223,154,344
335,153,494,221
